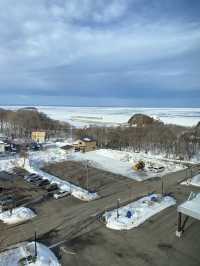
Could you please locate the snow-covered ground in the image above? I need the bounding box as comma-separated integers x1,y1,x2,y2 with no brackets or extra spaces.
0,145,189,185
182,173,200,187
1,106,200,127
70,149,185,181
23,148,99,201
104,194,176,230
0,157,20,173
0,241,60,266
0,207,36,225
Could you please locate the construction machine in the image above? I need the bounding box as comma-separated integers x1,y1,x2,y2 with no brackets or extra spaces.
133,160,145,171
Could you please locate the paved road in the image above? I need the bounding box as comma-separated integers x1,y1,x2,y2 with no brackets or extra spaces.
0,162,199,253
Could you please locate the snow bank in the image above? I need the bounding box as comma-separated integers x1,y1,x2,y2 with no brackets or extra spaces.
182,173,200,187
0,207,36,225
71,189,98,201
70,149,185,181
0,241,60,266
104,194,176,230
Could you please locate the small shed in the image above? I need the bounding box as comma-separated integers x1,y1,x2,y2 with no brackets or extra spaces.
73,138,96,153
0,141,5,153
31,131,46,143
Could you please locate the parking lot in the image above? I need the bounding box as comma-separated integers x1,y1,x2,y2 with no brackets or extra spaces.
0,160,199,266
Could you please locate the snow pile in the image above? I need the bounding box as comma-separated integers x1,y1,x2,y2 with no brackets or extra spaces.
70,149,185,181
0,157,20,172
104,194,176,230
0,241,60,266
0,207,36,225
182,173,200,187
71,189,98,201
55,140,72,148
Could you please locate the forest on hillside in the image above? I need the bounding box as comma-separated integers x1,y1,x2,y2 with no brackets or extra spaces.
0,108,70,139
76,114,200,160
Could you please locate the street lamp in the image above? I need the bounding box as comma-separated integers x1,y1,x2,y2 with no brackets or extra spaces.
86,160,89,192
117,198,120,218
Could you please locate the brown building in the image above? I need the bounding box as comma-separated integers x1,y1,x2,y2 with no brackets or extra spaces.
31,131,46,143
73,138,96,153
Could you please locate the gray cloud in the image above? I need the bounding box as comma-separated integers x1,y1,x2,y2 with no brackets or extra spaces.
0,0,199,106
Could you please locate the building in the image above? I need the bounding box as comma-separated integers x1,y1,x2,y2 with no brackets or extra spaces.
31,131,46,143
73,137,96,152
0,141,5,153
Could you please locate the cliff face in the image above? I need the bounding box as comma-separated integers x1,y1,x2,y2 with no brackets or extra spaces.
128,113,162,127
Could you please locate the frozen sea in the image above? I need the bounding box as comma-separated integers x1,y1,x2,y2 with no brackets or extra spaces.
1,106,200,127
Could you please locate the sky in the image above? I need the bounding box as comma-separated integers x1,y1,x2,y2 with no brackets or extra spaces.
0,0,200,107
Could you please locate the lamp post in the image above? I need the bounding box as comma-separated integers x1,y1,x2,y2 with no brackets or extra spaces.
117,199,120,219
161,176,164,196
86,160,89,192
34,231,37,258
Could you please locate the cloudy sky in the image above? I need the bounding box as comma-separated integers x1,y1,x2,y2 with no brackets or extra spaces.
0,0,200,107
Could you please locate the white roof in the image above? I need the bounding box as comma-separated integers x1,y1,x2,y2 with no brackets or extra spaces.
178,193,200,220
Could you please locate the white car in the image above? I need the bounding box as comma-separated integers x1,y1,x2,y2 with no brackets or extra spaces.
53,190,70,199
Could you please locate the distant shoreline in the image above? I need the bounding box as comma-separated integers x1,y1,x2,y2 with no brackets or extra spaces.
0,105,200,109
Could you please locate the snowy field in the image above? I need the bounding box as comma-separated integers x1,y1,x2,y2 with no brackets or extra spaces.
70,149,185,181
0,207,36,225
0,146,187,184
104,194,176,230
1,106,200,127
0,157,20,173
0,241,60,266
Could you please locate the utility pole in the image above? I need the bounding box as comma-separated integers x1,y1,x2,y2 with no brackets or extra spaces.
161,176,164,196
86,160,89,192
117,199,120,219
34,231,37,258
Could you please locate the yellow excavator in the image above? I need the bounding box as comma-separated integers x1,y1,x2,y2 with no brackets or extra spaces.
133,160,145,171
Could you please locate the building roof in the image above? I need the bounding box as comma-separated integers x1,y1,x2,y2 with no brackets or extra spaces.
80,137,95,142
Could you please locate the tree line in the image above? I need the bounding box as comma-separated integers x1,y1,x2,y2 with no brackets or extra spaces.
0,108,70,139
75,115,200,160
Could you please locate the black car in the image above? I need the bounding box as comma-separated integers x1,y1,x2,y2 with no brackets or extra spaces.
25,174,42,183
46,183,59,192
35,179,50,187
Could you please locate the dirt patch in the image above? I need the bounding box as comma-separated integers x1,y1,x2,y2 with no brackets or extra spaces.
66,230,105,251
158,242,173,250
43,160,132,193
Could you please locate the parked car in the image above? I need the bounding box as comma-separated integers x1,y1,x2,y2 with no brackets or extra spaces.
46,183,59,192
24,174,42,183
53,190,70,199
24,173,38,181
153,166,165,173
30,176,43,183
35,179,50,187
